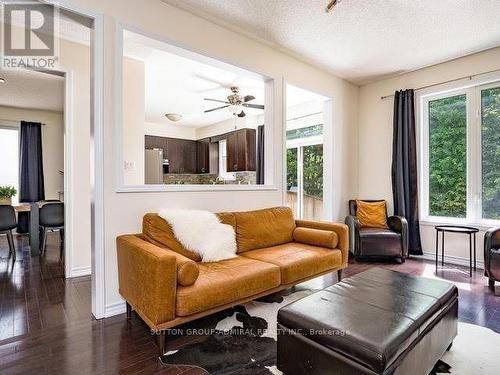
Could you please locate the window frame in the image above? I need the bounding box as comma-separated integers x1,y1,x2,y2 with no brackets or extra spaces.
0,124,20,204
417,75,500,227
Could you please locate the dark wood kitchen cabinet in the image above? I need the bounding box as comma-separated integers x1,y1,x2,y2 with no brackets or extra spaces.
144,135,197,173
226,128,256,172
196,138,210,173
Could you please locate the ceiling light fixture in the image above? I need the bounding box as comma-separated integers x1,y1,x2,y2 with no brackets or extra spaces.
165,113,182,122
326,0,340,13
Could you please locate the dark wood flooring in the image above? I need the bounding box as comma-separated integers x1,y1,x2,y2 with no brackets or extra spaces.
0,234,499,374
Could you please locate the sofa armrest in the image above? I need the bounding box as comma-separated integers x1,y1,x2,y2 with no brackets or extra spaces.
345,215,360,256
484,227,500,276
117,234,177,327
295,220,349,267
388,215,409,258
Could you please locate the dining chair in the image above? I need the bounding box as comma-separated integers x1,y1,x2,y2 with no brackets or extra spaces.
0,205,17,261
39,202,64,260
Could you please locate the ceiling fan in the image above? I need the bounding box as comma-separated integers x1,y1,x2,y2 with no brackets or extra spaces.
204,86,264,118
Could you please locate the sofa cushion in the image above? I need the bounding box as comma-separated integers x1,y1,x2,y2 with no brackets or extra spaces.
293,227,338,249
241,243,342,284
234,207,296,253
176,256,281,316
143,212,237,261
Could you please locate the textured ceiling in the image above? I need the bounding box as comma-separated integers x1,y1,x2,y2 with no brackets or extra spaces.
0,69,64,112
162,0,500,85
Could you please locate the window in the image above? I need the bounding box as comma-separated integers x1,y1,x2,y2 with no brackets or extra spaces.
218,140,235,181
481,87,500,220
428,94,467,218
420,81,500,223
0,127,19,203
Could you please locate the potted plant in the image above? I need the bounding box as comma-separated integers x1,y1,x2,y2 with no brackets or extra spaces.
0,186,17,205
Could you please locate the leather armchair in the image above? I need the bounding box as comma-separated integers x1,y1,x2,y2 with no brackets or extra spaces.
345,200,408,263
484,227,500,290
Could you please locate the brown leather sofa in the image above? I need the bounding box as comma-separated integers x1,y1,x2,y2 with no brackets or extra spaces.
116,206,348,354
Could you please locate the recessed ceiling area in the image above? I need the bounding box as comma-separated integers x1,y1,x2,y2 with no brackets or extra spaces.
123,30,266,128
0,69,64,112
162,0,500,85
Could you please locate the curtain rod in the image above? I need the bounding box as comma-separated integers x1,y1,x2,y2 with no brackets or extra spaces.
380,67,500,100
0,119,46,126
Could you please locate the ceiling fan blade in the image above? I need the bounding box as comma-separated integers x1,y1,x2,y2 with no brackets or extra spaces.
204,98,230,104
237,110,246,118
204,105,230,113
243,95,255,102
242,103,264,110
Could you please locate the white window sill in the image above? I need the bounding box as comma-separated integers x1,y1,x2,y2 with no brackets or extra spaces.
420,217,500,231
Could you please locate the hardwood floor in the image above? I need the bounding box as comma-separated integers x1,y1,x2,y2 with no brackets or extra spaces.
0,235,499,374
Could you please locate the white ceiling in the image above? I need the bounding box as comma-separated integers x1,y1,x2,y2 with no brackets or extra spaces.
162,0,500,85
0,69,64,112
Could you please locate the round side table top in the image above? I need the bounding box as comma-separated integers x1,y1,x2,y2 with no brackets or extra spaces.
434,225,479,234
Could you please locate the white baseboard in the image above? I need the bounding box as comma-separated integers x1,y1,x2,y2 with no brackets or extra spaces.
105,301,126,318
68,266,91,278
416,251,484,270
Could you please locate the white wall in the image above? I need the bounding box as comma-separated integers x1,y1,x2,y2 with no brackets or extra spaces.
0,106,64,201
63,0,359,315
358,47,500,266
145,121,197,140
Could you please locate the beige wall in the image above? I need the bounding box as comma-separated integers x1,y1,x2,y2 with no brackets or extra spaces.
0,106,64,201
65,0,359,314
122,57,145,185
357,47,500,265
58,38,92,275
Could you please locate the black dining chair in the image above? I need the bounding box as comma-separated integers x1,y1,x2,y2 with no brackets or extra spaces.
39,202,64,260
0,205,17,261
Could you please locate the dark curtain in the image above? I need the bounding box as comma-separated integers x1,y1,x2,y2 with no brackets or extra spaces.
392,89,423,255
17,121,45,233
256,125,265,185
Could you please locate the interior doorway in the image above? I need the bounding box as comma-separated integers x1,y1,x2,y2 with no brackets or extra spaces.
285,84,331,221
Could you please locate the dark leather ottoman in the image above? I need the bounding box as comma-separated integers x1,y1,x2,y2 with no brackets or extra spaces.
277,268,458,375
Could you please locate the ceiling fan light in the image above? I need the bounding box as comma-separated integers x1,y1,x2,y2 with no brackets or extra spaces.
165,113,182,122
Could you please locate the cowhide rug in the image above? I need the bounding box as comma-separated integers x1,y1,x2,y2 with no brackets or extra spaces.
160,287,500,374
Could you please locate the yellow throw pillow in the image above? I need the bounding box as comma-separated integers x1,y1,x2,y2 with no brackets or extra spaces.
355,200,388,228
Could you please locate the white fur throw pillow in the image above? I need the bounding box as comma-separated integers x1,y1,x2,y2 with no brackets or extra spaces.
158,208,237,262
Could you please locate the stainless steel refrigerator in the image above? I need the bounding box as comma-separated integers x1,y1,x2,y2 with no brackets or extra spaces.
145,149,163,184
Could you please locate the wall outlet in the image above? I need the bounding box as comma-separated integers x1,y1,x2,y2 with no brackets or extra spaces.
124,161,136,171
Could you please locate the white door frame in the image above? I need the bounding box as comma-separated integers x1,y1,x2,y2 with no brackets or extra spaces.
47,0,105,319
283,80,332,220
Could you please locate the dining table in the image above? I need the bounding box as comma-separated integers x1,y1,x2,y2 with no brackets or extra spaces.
13,202,42,256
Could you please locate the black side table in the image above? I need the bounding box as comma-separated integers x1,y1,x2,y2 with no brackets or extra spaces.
435,225,479,277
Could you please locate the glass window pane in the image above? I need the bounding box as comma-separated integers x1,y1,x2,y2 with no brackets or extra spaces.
286,148,298,218
481,87,500,220
303,144,323,220
286,124,323,140
0,128,19,203
428,94,467,218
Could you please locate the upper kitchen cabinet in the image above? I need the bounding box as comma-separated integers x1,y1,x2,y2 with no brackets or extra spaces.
226,128,256,172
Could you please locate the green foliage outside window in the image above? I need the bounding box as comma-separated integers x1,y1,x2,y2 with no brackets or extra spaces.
429,95,467,217
286,148,297,192
286,145,323,199
482,87,500,220
303,144,323,199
